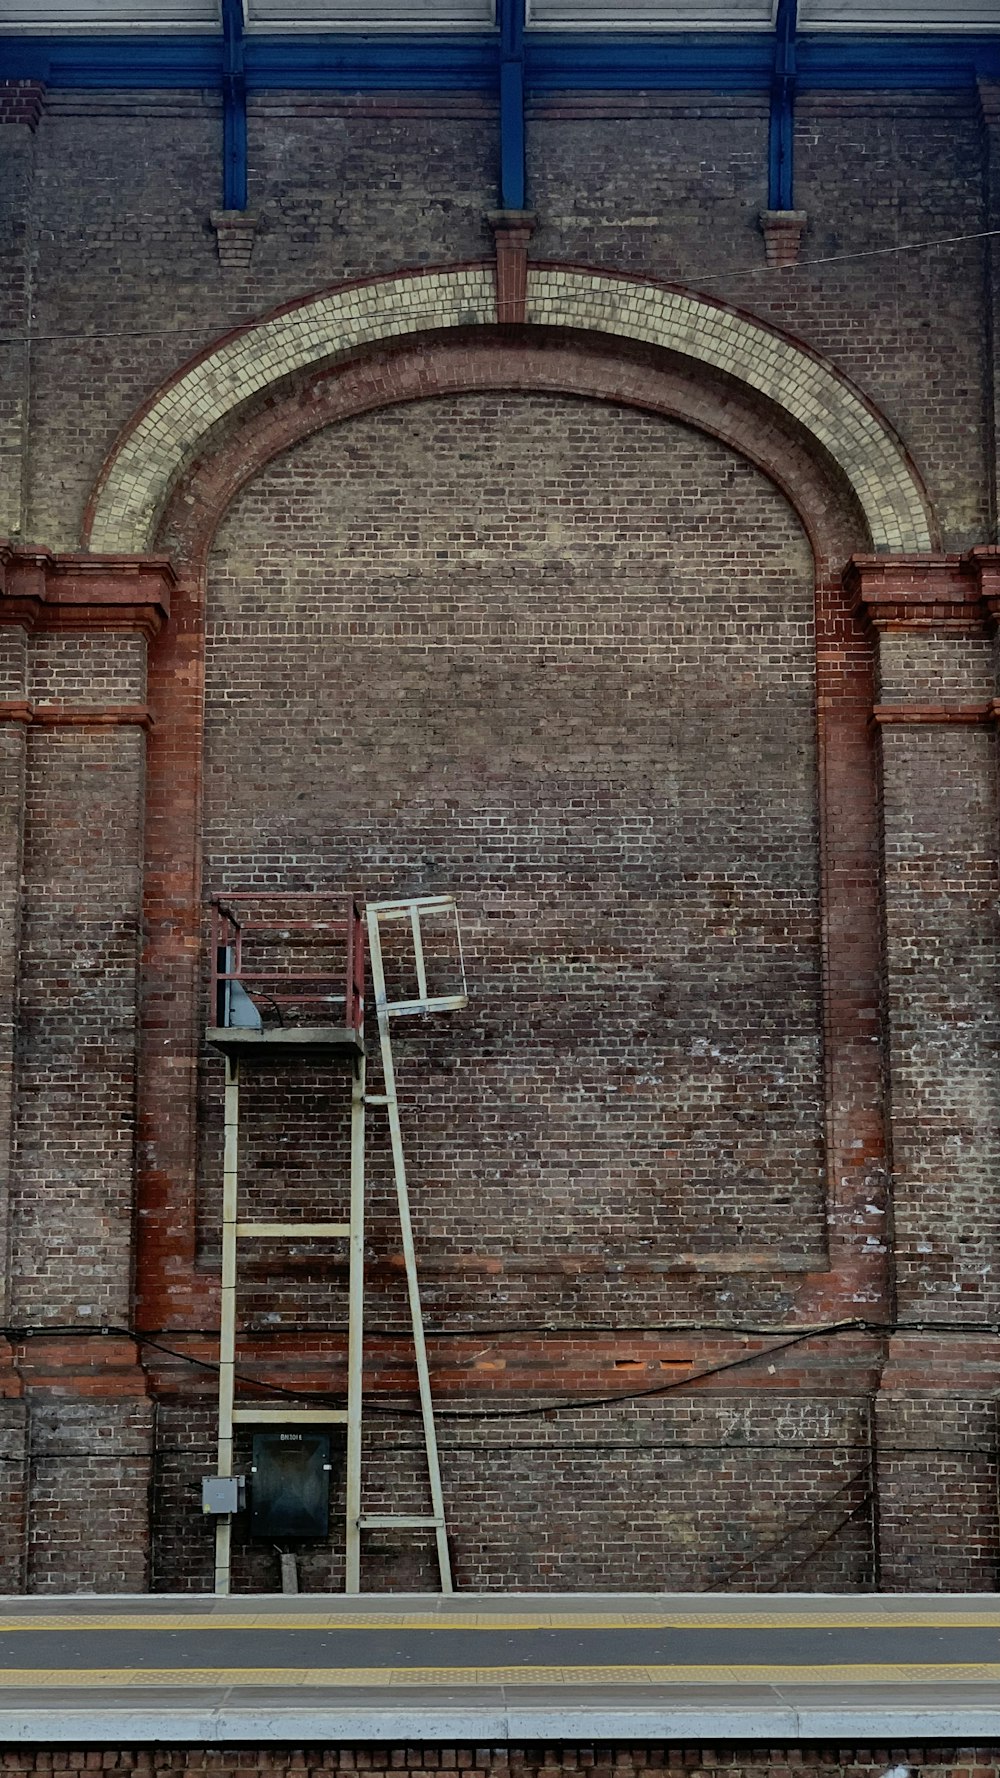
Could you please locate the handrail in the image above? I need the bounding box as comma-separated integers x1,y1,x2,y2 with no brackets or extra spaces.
208,894,364,1036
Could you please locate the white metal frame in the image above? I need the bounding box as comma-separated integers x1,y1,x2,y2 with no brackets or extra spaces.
211,893,467,1597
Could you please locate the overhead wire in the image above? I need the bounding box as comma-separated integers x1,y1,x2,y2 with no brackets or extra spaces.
0,226,996,346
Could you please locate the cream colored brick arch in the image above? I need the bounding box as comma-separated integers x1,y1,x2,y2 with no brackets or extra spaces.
87,265,933,554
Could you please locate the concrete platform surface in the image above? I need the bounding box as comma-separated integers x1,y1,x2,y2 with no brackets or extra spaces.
0,1592,999,1743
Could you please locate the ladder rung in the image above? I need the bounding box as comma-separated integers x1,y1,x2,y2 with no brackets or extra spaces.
383,994,468,1017
231,1408,348,1424
234,1221,350,1238
358,1515,445,1529
363,1094,392,1106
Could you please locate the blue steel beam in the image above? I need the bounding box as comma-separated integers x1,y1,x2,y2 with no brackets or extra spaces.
2,29,1000,94
222,0,247,211
498,0,526,212
768,0,797,212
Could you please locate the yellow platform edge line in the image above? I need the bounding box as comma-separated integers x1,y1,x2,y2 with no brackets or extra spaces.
4,1613,1000,1633
3,1663,1000,1690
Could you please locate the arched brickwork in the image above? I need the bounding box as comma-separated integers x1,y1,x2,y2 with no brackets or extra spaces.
84,265,935,557
157,334,866,579
134,328,887,1341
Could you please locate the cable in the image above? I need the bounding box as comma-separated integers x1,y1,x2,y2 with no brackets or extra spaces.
126,1322,844,1421
703,1467,868,1592
764,1491,874,1592
0,226,996,346
0,1442,992,1462
8,1316,1000,1338
4,1316,996,1424
7,1318,834,1419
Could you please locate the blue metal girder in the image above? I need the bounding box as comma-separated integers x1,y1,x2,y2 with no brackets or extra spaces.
2,30,1000,94
221,0,247,211
498,0,527,212
768,0,796,212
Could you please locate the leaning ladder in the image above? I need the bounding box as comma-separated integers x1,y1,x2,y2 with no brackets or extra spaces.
346,895,469,1593
210,893,467,1597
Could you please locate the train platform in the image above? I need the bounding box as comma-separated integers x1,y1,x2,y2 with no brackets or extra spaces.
1,1591,998,1744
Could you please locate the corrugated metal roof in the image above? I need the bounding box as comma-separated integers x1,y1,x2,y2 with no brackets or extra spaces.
526,1,777,25
798,0,1000,28
244,0,494,27
1,0,997,31
529,0,999,24
0,0,221,27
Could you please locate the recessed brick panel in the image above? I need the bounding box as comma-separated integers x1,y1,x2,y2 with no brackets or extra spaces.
202,392,825,1326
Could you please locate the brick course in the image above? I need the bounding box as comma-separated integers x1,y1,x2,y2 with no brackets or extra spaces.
1,1750,999,1778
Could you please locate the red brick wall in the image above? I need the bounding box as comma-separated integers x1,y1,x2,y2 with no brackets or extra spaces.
202,391,825,1300
1,76,999,1594
14,89,990,554
127,387,876,1597
0,1749,997,1778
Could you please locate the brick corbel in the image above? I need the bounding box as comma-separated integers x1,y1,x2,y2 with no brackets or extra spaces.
486,209,537,323
759,209,808,268
0,81,45,131
0,542,174,641
967,542,1000,623
845,551,992,636
210,209,260,275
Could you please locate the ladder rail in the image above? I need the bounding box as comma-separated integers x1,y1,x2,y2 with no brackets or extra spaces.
214,1055,240,1596
366,905,454,1594
345,1052,366,1594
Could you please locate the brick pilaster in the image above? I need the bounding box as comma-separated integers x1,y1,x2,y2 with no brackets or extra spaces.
0,85,43,540
848,551,1000,1327
486,210,536,322
980,83,1000,539
0,544,171,1590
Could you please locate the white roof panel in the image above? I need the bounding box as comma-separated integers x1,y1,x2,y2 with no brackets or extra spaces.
799,0,1000,28
526,0,777,24
243,0,495,27
3,0,996,33
793,0,996,27
0,0,220,28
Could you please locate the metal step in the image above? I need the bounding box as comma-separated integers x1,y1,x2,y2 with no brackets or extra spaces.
358,1514,445,1529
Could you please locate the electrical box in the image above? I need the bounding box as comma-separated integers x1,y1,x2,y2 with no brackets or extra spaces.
201,1474,245,1515
250,1432,335,1540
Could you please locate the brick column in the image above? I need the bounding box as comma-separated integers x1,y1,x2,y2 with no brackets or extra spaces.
0,544,172,1591
849,549,1000,1589
486,210,536,323
980,83,1000,535
0,546,37,1587
0,83,44,539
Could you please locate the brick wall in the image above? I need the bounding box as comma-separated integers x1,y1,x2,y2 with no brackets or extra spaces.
0,1749,998,1778
133,387,860,1597
0,71,999,1593
10,88,990,554
202,392,823,1284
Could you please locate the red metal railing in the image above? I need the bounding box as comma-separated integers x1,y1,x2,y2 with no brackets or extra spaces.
209,894,365,1037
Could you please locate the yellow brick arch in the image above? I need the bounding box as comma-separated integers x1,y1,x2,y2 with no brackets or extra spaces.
86,264,933,554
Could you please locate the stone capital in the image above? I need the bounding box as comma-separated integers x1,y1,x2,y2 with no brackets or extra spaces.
0,542,175,641
845,551,991,636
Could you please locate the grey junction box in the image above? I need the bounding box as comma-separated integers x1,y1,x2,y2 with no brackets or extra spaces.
201,1475,245,1515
